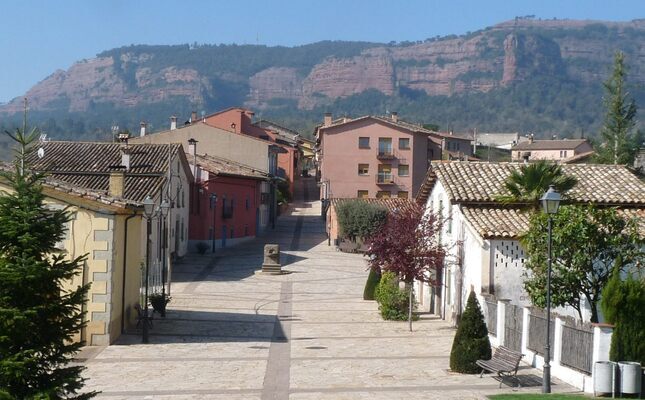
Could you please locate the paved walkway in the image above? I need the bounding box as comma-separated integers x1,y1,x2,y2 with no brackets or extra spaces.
80,177,579,399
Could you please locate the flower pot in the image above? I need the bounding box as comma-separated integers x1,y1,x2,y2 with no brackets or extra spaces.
149,295,171,317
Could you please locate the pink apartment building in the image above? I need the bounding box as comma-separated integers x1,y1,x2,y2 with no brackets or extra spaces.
316,112,455,199
511,138,593,162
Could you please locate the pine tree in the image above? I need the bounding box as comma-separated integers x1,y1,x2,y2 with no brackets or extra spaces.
595,51,639,165
0,123,96,398
449,291,492,373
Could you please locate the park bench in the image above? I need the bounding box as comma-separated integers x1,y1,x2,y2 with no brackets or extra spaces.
476,346,524,388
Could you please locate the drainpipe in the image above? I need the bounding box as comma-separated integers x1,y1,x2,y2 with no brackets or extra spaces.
121,210,139,335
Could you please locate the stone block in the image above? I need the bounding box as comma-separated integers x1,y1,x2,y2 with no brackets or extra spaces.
262,244,282,274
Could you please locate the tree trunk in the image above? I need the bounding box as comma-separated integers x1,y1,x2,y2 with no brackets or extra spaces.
408,282,413,332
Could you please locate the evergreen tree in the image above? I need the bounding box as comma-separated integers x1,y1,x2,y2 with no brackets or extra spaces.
595,51,639,165
449,291,492,373
0,123,95,398
601,265,645,364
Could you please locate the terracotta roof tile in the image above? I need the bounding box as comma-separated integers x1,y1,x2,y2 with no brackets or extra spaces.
462,206,644,239
331,197,415,213
194,153,270,180
24,141,181,203
419,162,645,206
512,139,588,151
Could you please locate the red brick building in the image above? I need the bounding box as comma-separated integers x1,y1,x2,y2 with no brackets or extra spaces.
189,152,270,252
201,107,299,196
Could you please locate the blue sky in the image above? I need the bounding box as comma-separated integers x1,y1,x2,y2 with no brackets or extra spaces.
0,0,643,102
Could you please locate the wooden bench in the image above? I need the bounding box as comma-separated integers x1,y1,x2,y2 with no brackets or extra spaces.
476,346,524,388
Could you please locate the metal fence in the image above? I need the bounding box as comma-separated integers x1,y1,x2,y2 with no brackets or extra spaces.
527,313,555,358
485,300,497,336
504,304,523,352
560,324,594,374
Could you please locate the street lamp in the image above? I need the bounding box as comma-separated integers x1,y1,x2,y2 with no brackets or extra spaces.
159,199,170,318
210,193,217,252
540,185,561,393
142,195,156,343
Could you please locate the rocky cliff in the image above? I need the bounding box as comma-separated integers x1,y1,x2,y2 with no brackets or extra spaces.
1,18,644,117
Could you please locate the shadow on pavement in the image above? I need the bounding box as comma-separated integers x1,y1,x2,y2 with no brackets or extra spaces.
119,309,287,344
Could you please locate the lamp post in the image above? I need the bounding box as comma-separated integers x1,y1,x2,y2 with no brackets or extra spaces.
142,195,156,343
540,185,561,393
159,199,170,317
210,193,217,252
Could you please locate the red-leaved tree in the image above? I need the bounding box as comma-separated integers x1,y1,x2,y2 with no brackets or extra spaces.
366,204,445,330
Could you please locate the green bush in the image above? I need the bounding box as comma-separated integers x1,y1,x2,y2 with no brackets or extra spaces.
336,200,387,241
601,265,645,364
449,291,492,373
363,268,381,300
375,271,413,320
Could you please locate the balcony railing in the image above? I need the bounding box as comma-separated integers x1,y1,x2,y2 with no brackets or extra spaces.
376,173,395,185
377,150,395,160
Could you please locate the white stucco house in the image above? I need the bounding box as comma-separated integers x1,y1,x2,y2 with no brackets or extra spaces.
414,161,645,325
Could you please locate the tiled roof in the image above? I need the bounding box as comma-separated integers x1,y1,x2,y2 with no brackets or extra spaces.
462,206,645,239
194,153,270,180
0,162,136,208
512,139,588,151
319,115,472,141
562,151,595,164
331,197,415,213
417,162,645,206
24,141,181,202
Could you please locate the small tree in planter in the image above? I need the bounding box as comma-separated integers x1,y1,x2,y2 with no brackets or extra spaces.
149,292,172,317
363,267,381,300
366,204,445,331
450,291,492,373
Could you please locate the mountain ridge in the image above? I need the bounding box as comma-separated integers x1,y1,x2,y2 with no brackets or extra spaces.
0,18,643,146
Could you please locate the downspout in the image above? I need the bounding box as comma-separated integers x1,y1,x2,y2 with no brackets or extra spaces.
121,210,139,335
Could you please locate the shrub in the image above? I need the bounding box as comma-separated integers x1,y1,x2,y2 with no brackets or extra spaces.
449,291,492,373
601,265,645,364
375,271,413,320
336,200,387,241
363,267,381,300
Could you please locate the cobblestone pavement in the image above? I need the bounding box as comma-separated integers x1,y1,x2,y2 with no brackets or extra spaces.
80,177,579,399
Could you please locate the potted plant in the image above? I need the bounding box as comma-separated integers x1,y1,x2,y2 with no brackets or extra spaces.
149,292,171,317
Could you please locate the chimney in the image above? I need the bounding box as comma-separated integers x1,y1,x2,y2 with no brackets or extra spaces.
170,116,177,131
108,167,126,198
323,112,332,127
120,147,131,171
391,112,398,122
528,134,534,144
139,121,147,137
191,111,197,123
188,138,198,183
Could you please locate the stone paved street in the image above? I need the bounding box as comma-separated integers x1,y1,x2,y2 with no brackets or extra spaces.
80,177,579,399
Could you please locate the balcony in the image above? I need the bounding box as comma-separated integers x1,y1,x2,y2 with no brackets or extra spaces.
376,150,396,160
376,173,395,185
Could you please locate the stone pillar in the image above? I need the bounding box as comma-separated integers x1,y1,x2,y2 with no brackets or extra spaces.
262,244,282,274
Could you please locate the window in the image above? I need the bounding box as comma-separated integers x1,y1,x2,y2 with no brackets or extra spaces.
378,138,392,156
358,163,369,175
358,137,370,148
357,190,369,198
246,195,250,210
560,150,568,158
398,164,409,176
397,191,408,199
377,164,392,183
376,191,391,199
399,138,410,150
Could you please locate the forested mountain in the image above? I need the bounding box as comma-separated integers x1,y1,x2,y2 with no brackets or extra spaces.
1,18,644,156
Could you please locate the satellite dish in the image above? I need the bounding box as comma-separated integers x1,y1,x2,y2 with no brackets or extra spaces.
37,148,45,158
